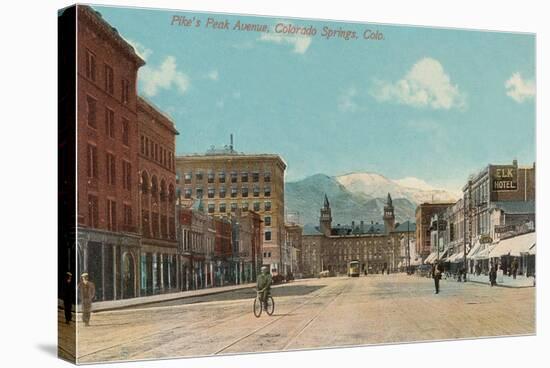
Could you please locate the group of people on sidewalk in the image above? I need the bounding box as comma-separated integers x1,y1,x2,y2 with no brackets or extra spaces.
61,272,96,326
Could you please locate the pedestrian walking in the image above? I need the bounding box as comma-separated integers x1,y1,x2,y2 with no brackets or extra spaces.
78,272,96,326
61,272,74,324
489,265,497,287
432,261,443,294
511,258,519,279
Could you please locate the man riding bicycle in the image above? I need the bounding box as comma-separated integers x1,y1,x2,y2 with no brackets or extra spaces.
256,266,272,309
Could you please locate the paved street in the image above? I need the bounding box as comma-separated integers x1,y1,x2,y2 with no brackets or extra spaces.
67,274,535,363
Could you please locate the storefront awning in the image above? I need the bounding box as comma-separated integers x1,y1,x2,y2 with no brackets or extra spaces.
466,240,482,260
424,249,447,264
489,232,536,258
448,252,465,263
473,244,497,260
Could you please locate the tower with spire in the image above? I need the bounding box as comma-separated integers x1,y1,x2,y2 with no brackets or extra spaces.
319,194,332,237
383,193,395,234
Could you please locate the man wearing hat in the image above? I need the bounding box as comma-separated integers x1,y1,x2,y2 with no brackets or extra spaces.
78,272,96,326
256,266,272,309
61,272,74,324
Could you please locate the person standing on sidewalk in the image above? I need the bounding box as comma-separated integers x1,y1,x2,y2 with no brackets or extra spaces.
511,258,519,279
432,261,443,294
489,265,497,287
61,272,74,324
78,273,96,326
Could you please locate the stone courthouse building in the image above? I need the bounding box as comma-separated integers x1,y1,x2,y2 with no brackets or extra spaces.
301,194,416,277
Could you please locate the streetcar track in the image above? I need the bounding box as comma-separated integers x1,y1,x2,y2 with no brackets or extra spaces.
214,280,350,355
78,282,332,361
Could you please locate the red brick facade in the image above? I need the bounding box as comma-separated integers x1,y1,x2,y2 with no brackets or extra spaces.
77,6,144,232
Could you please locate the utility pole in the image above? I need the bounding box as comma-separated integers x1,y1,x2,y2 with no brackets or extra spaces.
436,214,440,261
407,221,411,274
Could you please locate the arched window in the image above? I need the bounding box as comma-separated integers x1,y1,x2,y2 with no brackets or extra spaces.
141,171,149,193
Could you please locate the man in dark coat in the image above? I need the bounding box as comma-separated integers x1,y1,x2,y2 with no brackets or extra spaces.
78,273,96,326
489,265,497,286
61,272,74,324
256,266,272,309
432,261,443,294
511,259,519,279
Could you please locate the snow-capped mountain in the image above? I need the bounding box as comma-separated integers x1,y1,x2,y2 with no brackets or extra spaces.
336,172,459,204
284,172,459,226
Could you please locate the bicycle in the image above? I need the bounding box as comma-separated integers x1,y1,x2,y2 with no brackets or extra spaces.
253,290,274,317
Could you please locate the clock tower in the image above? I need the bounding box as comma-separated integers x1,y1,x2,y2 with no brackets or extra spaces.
383,193,395,234
319,194,333,237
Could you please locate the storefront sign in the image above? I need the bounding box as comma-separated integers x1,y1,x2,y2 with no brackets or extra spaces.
491,165,518,191
480,234,493,244
494,224,517,233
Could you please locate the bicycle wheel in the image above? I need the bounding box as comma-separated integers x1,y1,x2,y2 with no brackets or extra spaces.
253,297,262,318
266,296,275,316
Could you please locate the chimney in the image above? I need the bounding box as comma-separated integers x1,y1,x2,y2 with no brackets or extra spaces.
230,134,234,152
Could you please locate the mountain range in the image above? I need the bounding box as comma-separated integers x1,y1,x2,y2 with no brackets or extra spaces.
284,172,459,227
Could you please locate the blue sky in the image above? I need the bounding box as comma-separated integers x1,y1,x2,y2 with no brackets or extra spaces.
94,6,535,191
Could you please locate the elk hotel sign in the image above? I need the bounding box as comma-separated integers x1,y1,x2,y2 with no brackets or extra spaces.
491,165,518,191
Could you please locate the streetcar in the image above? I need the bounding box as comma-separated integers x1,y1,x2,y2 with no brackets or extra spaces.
348,260,360,277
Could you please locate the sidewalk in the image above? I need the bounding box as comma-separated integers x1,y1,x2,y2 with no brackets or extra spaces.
462,273,535,288
59,283,257,313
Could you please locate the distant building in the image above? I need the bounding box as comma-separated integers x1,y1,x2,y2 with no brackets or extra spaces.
175,137,287,274
284,223,303,276
301,194,415,277
415,202,455,260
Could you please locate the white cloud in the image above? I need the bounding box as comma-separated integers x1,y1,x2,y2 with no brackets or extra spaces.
505,72,535,103
207,70,219,81
125,38,152,61
338,87,359,112
372,57,466,110
259,32,312,54
139,56,190,97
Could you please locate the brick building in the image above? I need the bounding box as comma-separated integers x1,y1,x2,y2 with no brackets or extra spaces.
137,96,179,295
175,140,287,274
76,5,144,301
415,202,455,260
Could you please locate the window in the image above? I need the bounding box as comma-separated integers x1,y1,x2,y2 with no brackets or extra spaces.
265,202,272,211
196,171,203,181
196,188,203,198
87,144,98,178
242,186,248,197
252,172,259,182
122,118,129,146
207,171,215,183
184,172,192,184
88,194,99,228
264,216,271,226
121,79,130,103
107,199,117,231
264,172,271,182
106,153,116,185
207,187,215,198
219,187,226,198
231,187,238,198
154,143,158,161
231,171,238,183
85,50,96,81
241,172,248,182
104,64,114,94
253,186,260,197
184,188,192,199
219,203,226,213
122,161,132,190
123,204,132,226
219,172,226,183
208,203,215,214
253,202,260,212
87,96,97,128
265,231,272,241
242,202,249,211
264,186,271,197
231,203,237,212
145,137,149,156
140,136,145,154
105,107,115,138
